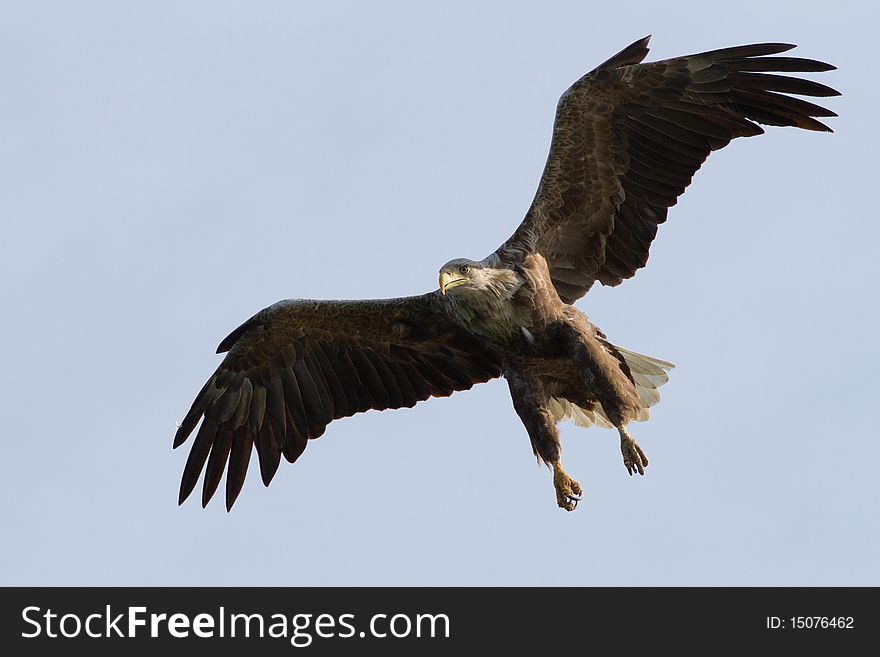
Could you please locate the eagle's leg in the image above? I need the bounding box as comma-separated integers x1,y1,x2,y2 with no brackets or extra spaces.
566,327,649,477
618,426,648,476
506,369,582,511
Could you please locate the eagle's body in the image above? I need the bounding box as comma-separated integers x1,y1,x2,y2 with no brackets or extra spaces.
438,251,664,509
174,37,837,511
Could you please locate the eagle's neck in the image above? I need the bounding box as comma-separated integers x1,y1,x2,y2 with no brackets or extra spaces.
443,267,531,343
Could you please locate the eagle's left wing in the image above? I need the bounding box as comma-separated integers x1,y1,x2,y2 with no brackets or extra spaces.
496,36,839,303
174,294,502,510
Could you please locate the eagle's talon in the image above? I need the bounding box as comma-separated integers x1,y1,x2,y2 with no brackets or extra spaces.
620,431,648,477
553,465,582,512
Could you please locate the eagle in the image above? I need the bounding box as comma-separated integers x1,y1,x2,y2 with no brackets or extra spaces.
174,36,838,511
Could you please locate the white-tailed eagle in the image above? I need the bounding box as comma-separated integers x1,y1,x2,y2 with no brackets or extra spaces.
174,36,838,511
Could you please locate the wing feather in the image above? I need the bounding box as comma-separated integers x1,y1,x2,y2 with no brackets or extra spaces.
201,426,233,508
225,427,254,510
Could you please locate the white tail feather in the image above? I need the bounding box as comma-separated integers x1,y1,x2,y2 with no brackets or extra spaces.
549,396,614,428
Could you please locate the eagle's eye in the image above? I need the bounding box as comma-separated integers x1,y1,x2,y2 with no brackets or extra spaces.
458,265,470,275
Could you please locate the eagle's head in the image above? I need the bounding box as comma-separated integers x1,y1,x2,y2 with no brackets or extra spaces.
438,258,481,295
438,257,523,302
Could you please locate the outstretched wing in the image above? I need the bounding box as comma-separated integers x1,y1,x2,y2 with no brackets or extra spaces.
174,294,502,509
497,36,839,303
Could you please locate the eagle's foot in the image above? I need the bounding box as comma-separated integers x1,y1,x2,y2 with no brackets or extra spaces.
619,428,648,476
552,463,582,511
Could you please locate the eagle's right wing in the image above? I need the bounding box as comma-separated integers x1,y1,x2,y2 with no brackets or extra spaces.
496,36,838,303
174,294,502,509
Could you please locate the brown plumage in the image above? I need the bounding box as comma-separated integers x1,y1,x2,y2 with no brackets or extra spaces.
175,297,503,509
174,36,838,511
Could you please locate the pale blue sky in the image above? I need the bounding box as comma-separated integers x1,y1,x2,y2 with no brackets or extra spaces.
1,1,876,585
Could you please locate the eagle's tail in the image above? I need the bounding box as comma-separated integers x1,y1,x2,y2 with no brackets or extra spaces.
614,346,674,418
548,346,674,428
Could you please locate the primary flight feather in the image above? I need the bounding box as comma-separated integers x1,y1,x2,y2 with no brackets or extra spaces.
174,36,838,511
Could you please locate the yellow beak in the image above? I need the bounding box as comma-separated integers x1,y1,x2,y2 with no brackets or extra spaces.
439,271,465,295
439,271,452,295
